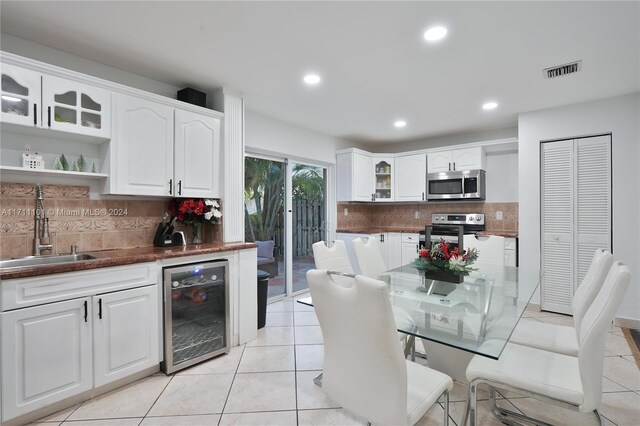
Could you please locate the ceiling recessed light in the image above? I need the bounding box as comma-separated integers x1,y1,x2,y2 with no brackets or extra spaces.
303,74,321,85
423,26,447,42
394,120,407,128
482,101,498,110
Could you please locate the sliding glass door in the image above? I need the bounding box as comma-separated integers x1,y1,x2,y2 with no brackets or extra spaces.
291,163,327,293
245,155,328,300
244,157,286,299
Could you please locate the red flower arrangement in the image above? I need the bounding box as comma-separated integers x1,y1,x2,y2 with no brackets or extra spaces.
414,238,478,276
168,198,221,243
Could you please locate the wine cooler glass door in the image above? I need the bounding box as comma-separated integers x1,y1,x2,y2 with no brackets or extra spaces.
163,260,230,373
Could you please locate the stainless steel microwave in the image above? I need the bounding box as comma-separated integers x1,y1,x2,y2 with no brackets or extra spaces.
426,169,486,200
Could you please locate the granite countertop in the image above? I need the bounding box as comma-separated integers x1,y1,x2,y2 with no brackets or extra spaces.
337,228,518,238
0,242,257,280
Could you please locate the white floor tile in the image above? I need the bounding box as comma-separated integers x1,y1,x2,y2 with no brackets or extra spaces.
297,408,367,425
265,311,294,327
295,344,324,370
267,299,294,312
61,419,142,426
537,314,575,327
294,326,324,345
294,311,319,326
224,372,296,413
600,391,640,426
603,356,640,391
219,410,297,425
177,345,244,375
246,326,295,347
147,374,234,416
508,396,608,425
67,376,170,420
448,399,522,426
35,404,80,422
237,346,295,373
296,371,341,410
605,332,633,356
140,414,220,425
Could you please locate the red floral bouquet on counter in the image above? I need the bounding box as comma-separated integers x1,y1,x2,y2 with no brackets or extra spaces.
168,198,221,243
414,238,479,276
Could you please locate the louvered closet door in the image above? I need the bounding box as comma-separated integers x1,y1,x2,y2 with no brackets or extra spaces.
576,136,611,285
541,140,574,314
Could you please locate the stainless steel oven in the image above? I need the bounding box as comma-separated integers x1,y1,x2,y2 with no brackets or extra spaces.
426,169,486,200
419,213,485,250
162,260,230,374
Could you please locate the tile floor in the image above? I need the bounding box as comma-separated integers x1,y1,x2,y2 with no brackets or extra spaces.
34,300,639,426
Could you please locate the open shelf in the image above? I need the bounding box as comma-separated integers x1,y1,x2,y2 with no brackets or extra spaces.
0,165,107,179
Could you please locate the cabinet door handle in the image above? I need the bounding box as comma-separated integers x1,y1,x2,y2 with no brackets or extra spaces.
33,104,37,125
169,179,173,195
98,298,102,320
448,162,451,171
453,162,456,171
422,191,425,201
178,180,182,195
380,234,384,243
47,106,51,127
83,300,88,322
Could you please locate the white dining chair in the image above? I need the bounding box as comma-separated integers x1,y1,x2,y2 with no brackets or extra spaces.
508,248,614,356
462,261,631,426
312,240,354,286
307,269,453,426
352,237,417,346
462,235,505,266
352,237,386,278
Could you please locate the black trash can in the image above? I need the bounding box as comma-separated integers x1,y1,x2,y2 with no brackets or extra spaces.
257,270,270,329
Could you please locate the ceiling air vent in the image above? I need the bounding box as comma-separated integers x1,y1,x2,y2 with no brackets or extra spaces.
543,60,582,79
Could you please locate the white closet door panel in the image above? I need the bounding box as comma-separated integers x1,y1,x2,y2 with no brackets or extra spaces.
540,140,574,313
576,135,611,285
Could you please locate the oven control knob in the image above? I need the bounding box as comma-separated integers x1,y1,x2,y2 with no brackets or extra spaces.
469,217,474,221
476,215,482,221
172,281,180,288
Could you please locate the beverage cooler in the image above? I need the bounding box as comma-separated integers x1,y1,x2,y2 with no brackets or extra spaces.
161,260,230,374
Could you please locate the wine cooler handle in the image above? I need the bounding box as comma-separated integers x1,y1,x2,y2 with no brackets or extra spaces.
98,298,102,319
47,106,51,127
83,300,88,322
34,104,37,125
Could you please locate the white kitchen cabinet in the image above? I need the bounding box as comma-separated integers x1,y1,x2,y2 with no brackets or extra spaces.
373,157,394,201
336,150,373,202
114,94,174,196
385,232,403,270
1,63,41,127
174,109,221,198
93,285,159,388
394,154,426,201
368,233,388,267
1,298,93,420
0,64,110,139
401,233,420,266
42,74,111,139
427,147,486,173
504,237,517,267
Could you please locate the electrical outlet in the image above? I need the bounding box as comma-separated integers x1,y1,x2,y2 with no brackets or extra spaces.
415,211,420,219
496,211,503,220
343,208,349,216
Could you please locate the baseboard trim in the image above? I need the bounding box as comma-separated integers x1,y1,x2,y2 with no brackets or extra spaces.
614,316,640,329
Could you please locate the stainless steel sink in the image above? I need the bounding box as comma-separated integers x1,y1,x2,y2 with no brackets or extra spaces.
0,254,97,269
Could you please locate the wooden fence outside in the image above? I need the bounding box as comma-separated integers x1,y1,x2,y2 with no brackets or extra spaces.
274,198,326,258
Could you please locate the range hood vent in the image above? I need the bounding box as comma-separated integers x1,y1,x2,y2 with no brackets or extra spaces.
543,60,582,79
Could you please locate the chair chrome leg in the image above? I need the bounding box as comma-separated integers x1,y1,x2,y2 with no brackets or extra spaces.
461,388,471,426
411,337,416,362
313,372,323,387
594,409,604,426
443,390,450,426
469,381,478,426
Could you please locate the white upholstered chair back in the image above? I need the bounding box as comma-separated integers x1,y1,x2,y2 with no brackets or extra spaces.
353,237,386,278
572,249,614,333
307,270,408,425
312,240,353,273
577,261,630,411
462,235,505,266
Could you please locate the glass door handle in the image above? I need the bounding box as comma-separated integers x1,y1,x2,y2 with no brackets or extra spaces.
33,104,37,125
47,106,51,127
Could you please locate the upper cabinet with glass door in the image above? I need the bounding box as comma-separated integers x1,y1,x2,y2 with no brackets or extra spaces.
373,157,394,201
0,63,110,139
1,63,41,127
42,75,110,139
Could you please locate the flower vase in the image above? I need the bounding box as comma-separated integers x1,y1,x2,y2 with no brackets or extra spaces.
192,223,203,244
424,269,464,284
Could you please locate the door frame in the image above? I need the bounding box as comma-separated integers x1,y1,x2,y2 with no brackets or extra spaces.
245,149,334,300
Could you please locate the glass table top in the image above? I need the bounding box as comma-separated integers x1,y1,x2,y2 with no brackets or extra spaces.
297,263,541,360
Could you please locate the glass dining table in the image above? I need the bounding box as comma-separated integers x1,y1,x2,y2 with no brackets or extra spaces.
297,262,541,380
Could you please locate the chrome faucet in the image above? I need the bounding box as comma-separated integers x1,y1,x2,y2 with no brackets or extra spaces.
33,184,53,256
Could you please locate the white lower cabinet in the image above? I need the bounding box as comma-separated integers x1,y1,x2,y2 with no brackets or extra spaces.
93,285,159,387
0,264,160,423
504,237,517,267
401,233,420,267
385,233,403,270
1,298,93,420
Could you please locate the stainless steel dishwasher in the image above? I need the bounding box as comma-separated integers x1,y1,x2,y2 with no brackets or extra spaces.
161,260,230,374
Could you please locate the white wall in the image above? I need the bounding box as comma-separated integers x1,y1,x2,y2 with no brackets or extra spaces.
519,92,640,322
244,109,353,164
485,151,518,202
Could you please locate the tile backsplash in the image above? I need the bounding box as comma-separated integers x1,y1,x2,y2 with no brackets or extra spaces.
337,202,518,233
0,183,222,259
